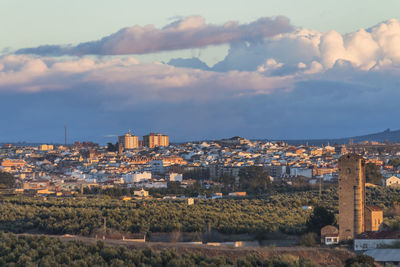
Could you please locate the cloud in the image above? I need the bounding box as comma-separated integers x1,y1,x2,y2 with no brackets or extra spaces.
15,16,293,56
3,19,400,143
208,19,400,73
0,54,291,102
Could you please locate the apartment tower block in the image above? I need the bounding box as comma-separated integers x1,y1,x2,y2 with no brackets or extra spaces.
118,130,139,149
143,133,169,148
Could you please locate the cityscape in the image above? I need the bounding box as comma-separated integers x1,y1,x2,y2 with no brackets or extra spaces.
1,0,400,266
1,130,400,265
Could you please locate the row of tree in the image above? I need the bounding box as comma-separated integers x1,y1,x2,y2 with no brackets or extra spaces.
0,171,15,189
0,190,328,236
0,232,374,266
1,187,398,238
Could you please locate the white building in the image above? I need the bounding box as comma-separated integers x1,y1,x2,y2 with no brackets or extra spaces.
169,173,183,182
123,172,152,183
139,181,168,189
354,232,400,251
134,189,149,197
290,167,312,178
151,160,167,173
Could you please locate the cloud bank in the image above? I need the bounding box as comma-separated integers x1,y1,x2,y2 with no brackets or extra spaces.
207,19,400,72
16,16,292,56
3,18,400,143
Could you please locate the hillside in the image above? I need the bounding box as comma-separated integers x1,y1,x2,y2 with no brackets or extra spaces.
283,128,400,146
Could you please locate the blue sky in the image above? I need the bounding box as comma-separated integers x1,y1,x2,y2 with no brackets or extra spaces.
1,1,400,143
2,0,400,56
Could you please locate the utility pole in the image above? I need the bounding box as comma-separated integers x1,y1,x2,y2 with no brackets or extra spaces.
319,176,322,199
64,125,67,146
103,217,106,240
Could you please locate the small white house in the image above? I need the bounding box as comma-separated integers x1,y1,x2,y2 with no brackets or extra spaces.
123,172,152,183
320,225,339,245
133,189,149,197
187,198,194,205
169,173,183,182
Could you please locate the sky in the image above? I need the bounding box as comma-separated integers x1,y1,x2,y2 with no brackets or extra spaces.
1,1,400,143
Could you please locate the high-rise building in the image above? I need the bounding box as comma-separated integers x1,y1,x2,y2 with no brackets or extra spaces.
338,154,366,241
118,130,139,149
143,133,169,148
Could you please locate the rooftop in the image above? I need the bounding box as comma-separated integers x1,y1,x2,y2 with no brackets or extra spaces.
356,231,400,240
364,249,400,262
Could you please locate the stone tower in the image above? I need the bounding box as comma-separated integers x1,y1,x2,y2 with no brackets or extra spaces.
338,154,366,241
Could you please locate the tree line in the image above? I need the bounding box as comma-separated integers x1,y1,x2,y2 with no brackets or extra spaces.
0,186,398,239
0,232,373,266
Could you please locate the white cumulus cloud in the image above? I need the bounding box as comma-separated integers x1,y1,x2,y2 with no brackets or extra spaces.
208,19,400,73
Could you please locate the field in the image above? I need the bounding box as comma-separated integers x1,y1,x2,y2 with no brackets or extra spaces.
0,187,399,239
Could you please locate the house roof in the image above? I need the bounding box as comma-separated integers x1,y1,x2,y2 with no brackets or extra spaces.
356,231,400,240
366,205,383,212
324,233,339,237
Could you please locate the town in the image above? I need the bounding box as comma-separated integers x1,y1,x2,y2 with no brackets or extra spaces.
1,131,399,198
2,131,400,265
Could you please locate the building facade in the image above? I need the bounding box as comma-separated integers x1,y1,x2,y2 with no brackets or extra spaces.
320,225,339,245
365,206,383,232
169,173,183,182
354,231,400,251
338,154,366,241
143,133,169,148
118,130,139,149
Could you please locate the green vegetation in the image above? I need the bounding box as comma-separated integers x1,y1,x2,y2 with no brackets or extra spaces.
0,232,319,266
0,187,399,238
0,192,316,236
239,167,271,195
365,163,383,185
0,171,15,189
306,206,335,233
183,168,210,180
217,173,237,194
345,255,375,267
106,142,119,152
299,232,318,247
84,182,219,198
388,158,400,169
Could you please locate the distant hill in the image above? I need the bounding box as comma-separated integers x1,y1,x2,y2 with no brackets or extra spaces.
0,142,57,147
283,128,400,146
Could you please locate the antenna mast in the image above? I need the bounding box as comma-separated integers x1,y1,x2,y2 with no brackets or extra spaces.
64,125,67,146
